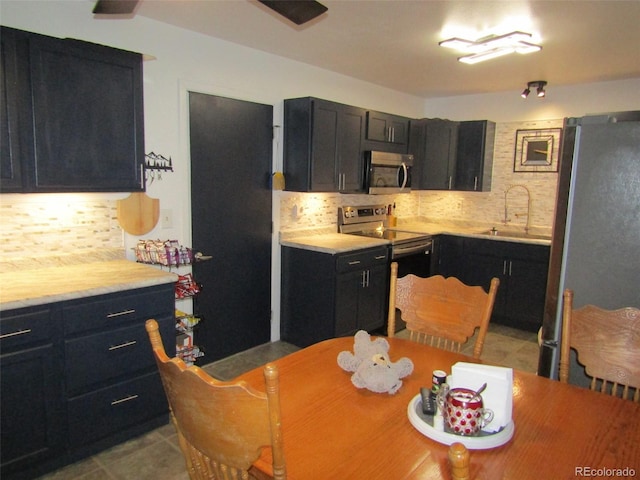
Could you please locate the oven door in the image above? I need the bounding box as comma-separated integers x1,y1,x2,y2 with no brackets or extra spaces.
393,240,432,278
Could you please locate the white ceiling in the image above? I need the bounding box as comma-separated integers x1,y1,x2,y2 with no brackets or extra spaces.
134,0,640,99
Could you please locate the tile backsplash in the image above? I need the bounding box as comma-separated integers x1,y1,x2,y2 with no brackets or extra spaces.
0,195,123,263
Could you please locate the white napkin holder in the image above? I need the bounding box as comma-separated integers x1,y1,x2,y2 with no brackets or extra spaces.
447,362,513,433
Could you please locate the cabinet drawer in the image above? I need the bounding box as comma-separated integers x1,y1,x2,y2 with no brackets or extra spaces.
336,248,389,273
0,308,53,351
66,371,167,447
65,315,174,394
63,285,174,335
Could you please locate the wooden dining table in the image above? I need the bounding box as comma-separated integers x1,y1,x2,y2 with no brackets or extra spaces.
239,336,640,479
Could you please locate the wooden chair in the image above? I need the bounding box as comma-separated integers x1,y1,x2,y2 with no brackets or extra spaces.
145,319,286,480
387,262,499,359
559,289,640,401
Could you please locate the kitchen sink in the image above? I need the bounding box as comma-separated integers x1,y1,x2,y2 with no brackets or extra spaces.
480,229,551,241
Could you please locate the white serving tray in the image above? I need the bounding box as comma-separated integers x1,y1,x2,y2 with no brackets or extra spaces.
407,394,515,450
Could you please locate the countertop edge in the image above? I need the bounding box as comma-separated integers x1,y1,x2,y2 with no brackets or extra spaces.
280,226,550,253
0,260,179,312
280,234,390,254
1,276,178,312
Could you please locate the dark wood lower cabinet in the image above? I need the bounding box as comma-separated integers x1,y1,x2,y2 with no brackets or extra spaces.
281,246,389,347
434,236,550,332
0,284,175,480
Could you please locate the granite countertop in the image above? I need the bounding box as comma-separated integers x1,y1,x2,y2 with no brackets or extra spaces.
391,221,552,246
0,259,179,311
280,220,551,254
280,233,389,254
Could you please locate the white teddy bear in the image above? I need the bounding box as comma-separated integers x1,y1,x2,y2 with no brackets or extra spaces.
337,330,414,394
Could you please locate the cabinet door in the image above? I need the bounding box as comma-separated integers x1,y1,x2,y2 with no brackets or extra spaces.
1,345,64,475
461,251,507,319
280,247,336,347
334,270,361,337
455,121,494,192
434,235,465,278
504,255,550,332
337,105,365,191
0,27,27,192
28,35,144,192
425,119,458,190
310,100,340,191
357,263,388,332
366,111,409,144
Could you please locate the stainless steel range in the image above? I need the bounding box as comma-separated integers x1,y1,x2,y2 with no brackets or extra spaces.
338,204,433,333
338,205,433,260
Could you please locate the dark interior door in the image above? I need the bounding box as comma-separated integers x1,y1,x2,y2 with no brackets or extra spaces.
189,92,272,363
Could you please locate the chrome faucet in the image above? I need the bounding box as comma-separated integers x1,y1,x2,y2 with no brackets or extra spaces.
504,184,532,233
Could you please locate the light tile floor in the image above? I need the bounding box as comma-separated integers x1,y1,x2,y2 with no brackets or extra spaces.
37,324,538,479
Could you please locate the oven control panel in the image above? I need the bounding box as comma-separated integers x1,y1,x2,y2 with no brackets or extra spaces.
338,205,387,225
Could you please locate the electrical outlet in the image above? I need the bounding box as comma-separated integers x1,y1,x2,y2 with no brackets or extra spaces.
161,209,173,229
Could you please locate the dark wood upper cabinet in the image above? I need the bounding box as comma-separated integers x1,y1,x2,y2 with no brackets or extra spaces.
284,97,365,192
0,26,144,193
410,118,459,190
410,118,494,191
1,27,28,193
455,120,495,192
364,110,410,153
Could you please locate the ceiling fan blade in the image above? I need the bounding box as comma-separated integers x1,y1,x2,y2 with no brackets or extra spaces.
93,0,139,15
258,0,328,25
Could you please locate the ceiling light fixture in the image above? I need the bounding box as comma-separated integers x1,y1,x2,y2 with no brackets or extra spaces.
521,81,547,99
439,31,541,64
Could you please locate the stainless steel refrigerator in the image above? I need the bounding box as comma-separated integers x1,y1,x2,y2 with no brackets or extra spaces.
538,112,640,384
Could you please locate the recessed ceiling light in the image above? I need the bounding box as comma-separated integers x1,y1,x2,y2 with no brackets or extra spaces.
439,31,542,64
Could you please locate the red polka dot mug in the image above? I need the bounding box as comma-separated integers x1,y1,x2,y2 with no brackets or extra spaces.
436,385,494,436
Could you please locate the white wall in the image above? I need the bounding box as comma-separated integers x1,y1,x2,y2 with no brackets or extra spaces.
422,78,640,122
2,0,639,342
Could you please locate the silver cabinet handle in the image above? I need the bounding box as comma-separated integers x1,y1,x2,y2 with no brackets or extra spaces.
374,255,386,260
107,309,136,318
509,261,513,276
0,328,32,339
139,164,145,189
108,340,137,351
448,176,452,190
503,260,507,275
111,394,139,406
474,176,478,190
360,270,370,288
348,260,361,265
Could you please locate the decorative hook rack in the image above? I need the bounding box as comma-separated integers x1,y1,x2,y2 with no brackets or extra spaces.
144,152,174,184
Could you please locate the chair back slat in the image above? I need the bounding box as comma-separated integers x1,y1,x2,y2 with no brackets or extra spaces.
559,289,640,402
388,263,499,359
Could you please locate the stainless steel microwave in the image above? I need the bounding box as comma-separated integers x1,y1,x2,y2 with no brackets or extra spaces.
363,151,413,194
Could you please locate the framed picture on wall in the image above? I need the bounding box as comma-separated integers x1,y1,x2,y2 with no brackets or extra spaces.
514,128,562,172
